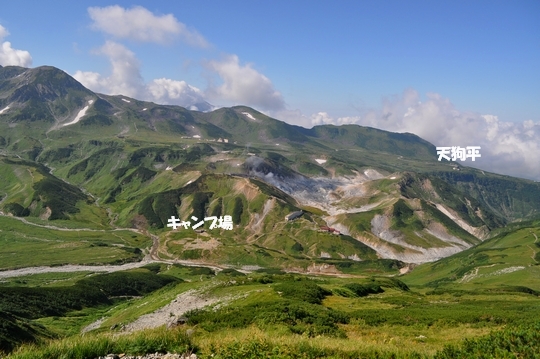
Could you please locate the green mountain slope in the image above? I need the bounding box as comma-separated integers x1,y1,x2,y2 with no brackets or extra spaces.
403,220,540,291
1,64,540,269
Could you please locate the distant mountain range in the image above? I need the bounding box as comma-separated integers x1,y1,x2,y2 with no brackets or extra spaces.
1,64,540,265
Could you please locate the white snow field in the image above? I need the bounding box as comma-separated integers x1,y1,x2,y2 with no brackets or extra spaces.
242,112,257,121
62,100,94,127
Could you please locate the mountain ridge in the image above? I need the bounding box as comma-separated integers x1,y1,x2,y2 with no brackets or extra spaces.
1,64,540,267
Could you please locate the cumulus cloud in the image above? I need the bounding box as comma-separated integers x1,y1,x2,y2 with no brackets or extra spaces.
206,54,285,111
311,112,360,126
0,26,7,39
147,78,207,107
309,89,540,181
270,109,312,128
74,41,207,108
0,25,32,67
88,5,208,47
74,41,144,98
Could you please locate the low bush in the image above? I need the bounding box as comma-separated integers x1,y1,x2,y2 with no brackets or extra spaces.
0,311,50,354
186,300,349,338
343,283,384,297
255,268,286,275
435,322,540,359
0,271,180,319
208,338,425,359
273,280,332,304
219,268,245,277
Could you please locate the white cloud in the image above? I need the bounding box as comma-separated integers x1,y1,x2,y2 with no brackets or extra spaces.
88,5,209,47
309,89,540,181
147,78,206,107
311,112,360,126
206,54,285,111
74,41,144,98
74,41,209,109
311,112,334,125
0,25,32,67
0,25,8,39
268,109,312,128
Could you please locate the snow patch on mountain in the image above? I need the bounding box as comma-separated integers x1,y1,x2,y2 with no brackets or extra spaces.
62,100,94,127
0,105,10,114
242,112,258,121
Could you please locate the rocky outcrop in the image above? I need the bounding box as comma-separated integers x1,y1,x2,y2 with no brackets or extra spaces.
122,290,224,333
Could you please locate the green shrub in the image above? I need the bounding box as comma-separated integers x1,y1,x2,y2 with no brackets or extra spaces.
188,266,215,276
138,197,162,227
343,283,384,297
210,197,223,217
273,280,331,304
191,192,210,220
0,271,179,320
255,275,273,284
255,268,286,275
232,197,243,224
333,288,356,298
435,322,540,359
219,268,245,277
142,263,162,274
3,203,30,217
209,338,426,359
291,241,304,252
186,300,349,338
0,311,50,354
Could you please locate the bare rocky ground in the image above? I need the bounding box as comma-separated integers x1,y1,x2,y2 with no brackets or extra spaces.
83,284,240,334
89,287,238,358
121,288,228,333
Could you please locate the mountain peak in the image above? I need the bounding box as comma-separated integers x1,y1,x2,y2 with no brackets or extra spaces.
0,65,95,124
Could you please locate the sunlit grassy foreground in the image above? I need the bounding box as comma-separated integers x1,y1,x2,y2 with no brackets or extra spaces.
6,328,194,359
9,322,540,359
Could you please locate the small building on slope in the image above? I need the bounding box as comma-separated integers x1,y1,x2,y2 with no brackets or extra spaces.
285,210,303,221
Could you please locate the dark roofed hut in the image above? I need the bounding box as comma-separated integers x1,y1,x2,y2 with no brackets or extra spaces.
285,210,303,221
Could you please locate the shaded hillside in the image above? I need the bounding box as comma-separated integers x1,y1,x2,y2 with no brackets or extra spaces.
431,170,540,221
0,157,91,220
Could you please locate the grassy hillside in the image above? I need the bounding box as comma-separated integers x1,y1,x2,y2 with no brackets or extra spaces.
0,269,179,353
0,216,150,270
3,267,540,358
403,221,540,291
431,169,540,221
0,157,95,222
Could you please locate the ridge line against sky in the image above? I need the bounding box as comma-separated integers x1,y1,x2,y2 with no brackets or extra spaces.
0,1,539,181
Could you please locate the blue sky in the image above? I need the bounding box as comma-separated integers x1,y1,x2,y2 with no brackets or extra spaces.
1,1,539,180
